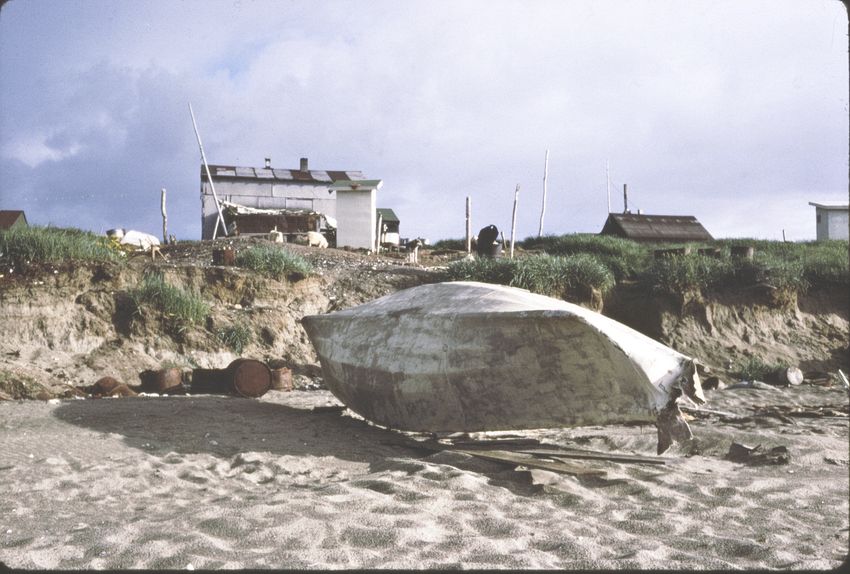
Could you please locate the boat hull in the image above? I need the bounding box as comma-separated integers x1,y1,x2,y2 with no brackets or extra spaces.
302,282,704,442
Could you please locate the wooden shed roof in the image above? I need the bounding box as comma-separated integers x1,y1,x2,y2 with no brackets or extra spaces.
376,208,400,223
600,213,713,242
0,210,28,230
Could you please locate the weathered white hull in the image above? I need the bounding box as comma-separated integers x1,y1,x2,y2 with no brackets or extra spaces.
302,281,705,453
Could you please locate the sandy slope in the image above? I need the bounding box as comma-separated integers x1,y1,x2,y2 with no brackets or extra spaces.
1,383,847,570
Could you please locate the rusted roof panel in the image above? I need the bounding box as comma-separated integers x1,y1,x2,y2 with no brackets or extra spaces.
272,169,293,180
311,170,333,182
203,164,369,185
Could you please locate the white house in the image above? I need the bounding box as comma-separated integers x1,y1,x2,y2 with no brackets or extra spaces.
200,157,381,244
808,202,849,241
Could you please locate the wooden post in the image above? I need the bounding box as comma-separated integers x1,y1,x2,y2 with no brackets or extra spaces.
465,196,472,254
160,188,168,244
510,184,519,259
375,213,383,253
623,183,628,213
537,149,549,237
189,102,228,239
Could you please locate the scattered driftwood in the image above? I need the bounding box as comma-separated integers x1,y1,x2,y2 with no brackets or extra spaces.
727,442,790,466
516,447,669,466
454,449,606,477
390,436,679,479
749,404,849,419
449,438,541,449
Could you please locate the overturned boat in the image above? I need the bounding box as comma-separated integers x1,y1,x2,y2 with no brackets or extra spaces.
301,281,706,453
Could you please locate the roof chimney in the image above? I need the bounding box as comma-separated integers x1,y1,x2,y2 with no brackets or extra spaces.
264,157,271,169
623,183,629,214
300,157,308,172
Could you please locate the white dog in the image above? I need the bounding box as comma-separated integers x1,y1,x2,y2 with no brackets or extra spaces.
306,231,328,248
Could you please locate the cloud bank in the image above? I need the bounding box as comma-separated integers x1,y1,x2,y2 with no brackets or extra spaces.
1,0,847,241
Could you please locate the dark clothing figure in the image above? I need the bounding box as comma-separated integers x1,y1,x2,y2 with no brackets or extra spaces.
476,225,500,258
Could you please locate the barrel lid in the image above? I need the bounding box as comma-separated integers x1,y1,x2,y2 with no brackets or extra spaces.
229,359,271,398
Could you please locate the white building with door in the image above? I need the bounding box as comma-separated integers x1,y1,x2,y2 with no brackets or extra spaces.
200,157,383,249
808,202,849,241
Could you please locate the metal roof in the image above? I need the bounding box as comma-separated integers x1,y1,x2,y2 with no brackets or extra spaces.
600,213,713,242
0,210,27,230
202,164,367,184
329,179,383,190
808,202,849,210
376,208,400,222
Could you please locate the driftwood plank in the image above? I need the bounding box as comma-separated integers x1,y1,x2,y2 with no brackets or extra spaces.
516,448,668,466
448,438,542,448
454,449,606,477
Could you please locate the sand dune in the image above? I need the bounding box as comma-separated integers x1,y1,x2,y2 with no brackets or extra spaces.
1,383,847,569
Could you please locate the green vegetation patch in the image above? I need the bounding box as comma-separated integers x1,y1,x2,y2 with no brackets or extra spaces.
0,225,120,268
520,233,651,280
235,245,313,279
129,272,210,326
445,253,615,300
216,324,252,354
733,356,790,382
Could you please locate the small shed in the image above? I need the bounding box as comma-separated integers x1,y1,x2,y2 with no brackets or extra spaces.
808,202,849,241
600,213,713,243
376,208,400,246
330,179,384,250
0,210,28,230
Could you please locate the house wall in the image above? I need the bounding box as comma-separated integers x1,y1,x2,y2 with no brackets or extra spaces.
336,189,376,249
201,180,337,239
816,208,849,241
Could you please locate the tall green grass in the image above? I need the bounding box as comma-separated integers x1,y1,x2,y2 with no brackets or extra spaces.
445,253,615,299
519,233,650,280
508,233,847,293
0,225,120,268
129,272,210,326
235,245,313,279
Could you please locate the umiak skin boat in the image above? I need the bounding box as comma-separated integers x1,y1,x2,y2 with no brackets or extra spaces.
302,281,706,453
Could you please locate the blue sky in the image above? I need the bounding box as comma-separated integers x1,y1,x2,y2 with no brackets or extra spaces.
1,0,847,242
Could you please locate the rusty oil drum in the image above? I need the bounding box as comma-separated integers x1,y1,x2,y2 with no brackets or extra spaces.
190,359,271,398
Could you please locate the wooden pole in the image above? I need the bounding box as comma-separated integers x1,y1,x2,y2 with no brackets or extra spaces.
465,196,472,253
510,184,519,259
375,212,383,253
537,149,549,237
623,183,628,213
189,102,228,239
160,188,168,244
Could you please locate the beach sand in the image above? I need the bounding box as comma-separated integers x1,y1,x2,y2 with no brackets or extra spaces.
1,383,847,570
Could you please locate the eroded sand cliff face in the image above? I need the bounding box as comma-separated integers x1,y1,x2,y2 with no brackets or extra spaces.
0,241,847,400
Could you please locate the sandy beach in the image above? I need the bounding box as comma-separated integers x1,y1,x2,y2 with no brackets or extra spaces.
1,380,847,570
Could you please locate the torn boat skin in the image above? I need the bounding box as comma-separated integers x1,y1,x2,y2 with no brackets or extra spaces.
656,360,706,454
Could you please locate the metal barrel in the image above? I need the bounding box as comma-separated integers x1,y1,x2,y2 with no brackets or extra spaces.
212,247,236,266
226,359,272,398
